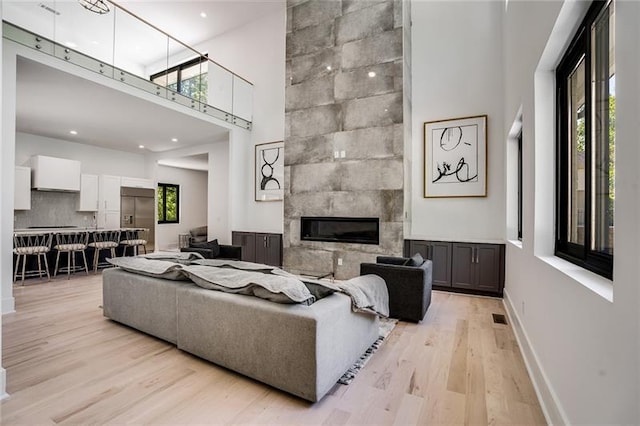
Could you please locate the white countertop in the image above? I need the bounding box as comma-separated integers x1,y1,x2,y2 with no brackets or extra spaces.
14,227,146,235
405,235,506,245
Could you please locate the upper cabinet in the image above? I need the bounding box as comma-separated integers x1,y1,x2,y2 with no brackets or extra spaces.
14,166,31,210
30,155,81,192
99,175,121,212
78,174,99,211
121,177,154,189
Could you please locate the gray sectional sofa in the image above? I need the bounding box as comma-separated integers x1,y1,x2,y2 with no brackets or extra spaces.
102,267,379,402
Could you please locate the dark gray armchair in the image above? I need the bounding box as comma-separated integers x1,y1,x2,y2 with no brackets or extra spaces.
360,255,433,323
180,239,242,260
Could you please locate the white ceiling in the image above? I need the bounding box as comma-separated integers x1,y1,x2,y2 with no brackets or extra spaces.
158,153,209,171
16,57,229,153
9,0,284,160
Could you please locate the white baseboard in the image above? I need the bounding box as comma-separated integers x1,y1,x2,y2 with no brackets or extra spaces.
503,289,569,426
2,296,15,315
0,367,8,400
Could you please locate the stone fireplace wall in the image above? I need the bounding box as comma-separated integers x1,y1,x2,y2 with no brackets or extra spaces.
284,0,407,279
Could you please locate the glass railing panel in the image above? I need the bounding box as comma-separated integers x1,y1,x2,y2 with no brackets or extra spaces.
2,2,253,128
2,21,54,56
52,1,114,66
233,76,253,122
3,1,55,41
113,5,167,83
208,61,234,117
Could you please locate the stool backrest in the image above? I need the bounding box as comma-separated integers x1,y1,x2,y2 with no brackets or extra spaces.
92,230,121,244
56,231,89,247
124,228,148,242
14,233,52,251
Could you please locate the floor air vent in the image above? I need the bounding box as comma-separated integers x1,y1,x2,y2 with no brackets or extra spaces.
492,313,507,325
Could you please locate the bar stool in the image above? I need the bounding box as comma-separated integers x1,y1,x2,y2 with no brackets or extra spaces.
88,230,121,273
13,233,52,284
54,231,89,279
120,228,148,256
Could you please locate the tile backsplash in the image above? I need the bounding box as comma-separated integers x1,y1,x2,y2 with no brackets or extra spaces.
14,191,95,229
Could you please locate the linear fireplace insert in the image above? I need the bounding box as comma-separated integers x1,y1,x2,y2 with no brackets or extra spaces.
300,217,379,245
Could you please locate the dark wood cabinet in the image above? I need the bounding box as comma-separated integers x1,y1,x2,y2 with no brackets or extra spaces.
406,239,504,296
232,231,282,267
406,240,452,287
451,243,503,293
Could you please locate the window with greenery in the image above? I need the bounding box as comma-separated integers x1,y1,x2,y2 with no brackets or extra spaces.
157,183,179,224
556,0,614,279
150,55,208,103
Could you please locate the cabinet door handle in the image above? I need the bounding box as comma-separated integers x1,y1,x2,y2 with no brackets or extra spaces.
475,249,479,264
472,247,477,264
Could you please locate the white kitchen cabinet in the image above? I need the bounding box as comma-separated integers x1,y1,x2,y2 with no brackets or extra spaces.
14,166,31,210
96,210,121,229
120,177,154,189
99,175,121,212
77,174,99,211
30,155,81,191
98,175,121,228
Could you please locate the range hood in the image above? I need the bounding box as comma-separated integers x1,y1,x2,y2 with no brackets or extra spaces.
30,155,81,192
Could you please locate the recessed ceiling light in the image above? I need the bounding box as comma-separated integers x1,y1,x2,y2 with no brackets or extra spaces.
171,138,178,142
326,65,332,71
69,130,78,135
65,41,77,48
200,11,207,18
138,145,145,149
368,71,376,78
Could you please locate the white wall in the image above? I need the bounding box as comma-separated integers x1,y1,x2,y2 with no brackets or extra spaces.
503,1,640,424
409,1,505,242
0,0,7,401
195,6,286,234
15,132,149,177
155,165,207,251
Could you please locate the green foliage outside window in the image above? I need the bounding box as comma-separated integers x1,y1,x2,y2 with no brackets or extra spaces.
158,183,179,224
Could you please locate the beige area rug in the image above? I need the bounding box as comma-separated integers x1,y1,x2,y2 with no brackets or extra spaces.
337,317,398,385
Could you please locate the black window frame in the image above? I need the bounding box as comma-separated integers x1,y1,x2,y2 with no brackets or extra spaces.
157,183,180,224
517,130,523,241
150,54,208,97
555,0,613,279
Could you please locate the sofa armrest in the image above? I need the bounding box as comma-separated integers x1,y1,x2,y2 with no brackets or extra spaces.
218,245,242,260
360,260,433,322
376,256,409,266
180,247,213,259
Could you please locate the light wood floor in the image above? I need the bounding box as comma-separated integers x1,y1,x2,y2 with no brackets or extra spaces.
1,273,546,425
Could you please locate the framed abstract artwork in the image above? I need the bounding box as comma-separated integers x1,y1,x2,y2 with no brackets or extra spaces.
255,141,284,201
423,115,487,198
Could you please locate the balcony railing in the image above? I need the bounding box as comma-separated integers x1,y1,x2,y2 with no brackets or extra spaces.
2,1,252,129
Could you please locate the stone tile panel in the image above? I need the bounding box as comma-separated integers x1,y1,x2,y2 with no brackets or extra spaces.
289,104,341,138
291,0,342,32
286,76,335,112
334,62,397,101
342,0,388,15
287,22,335,58
285,134,335,166
289,162,341,193
394,0,403,28
336,1,394,45
289,48,340,85
284,191,333,218
341,29,402,69
338,158,403,191
283,246,334,276
333,126,397,160
343,92,402,131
